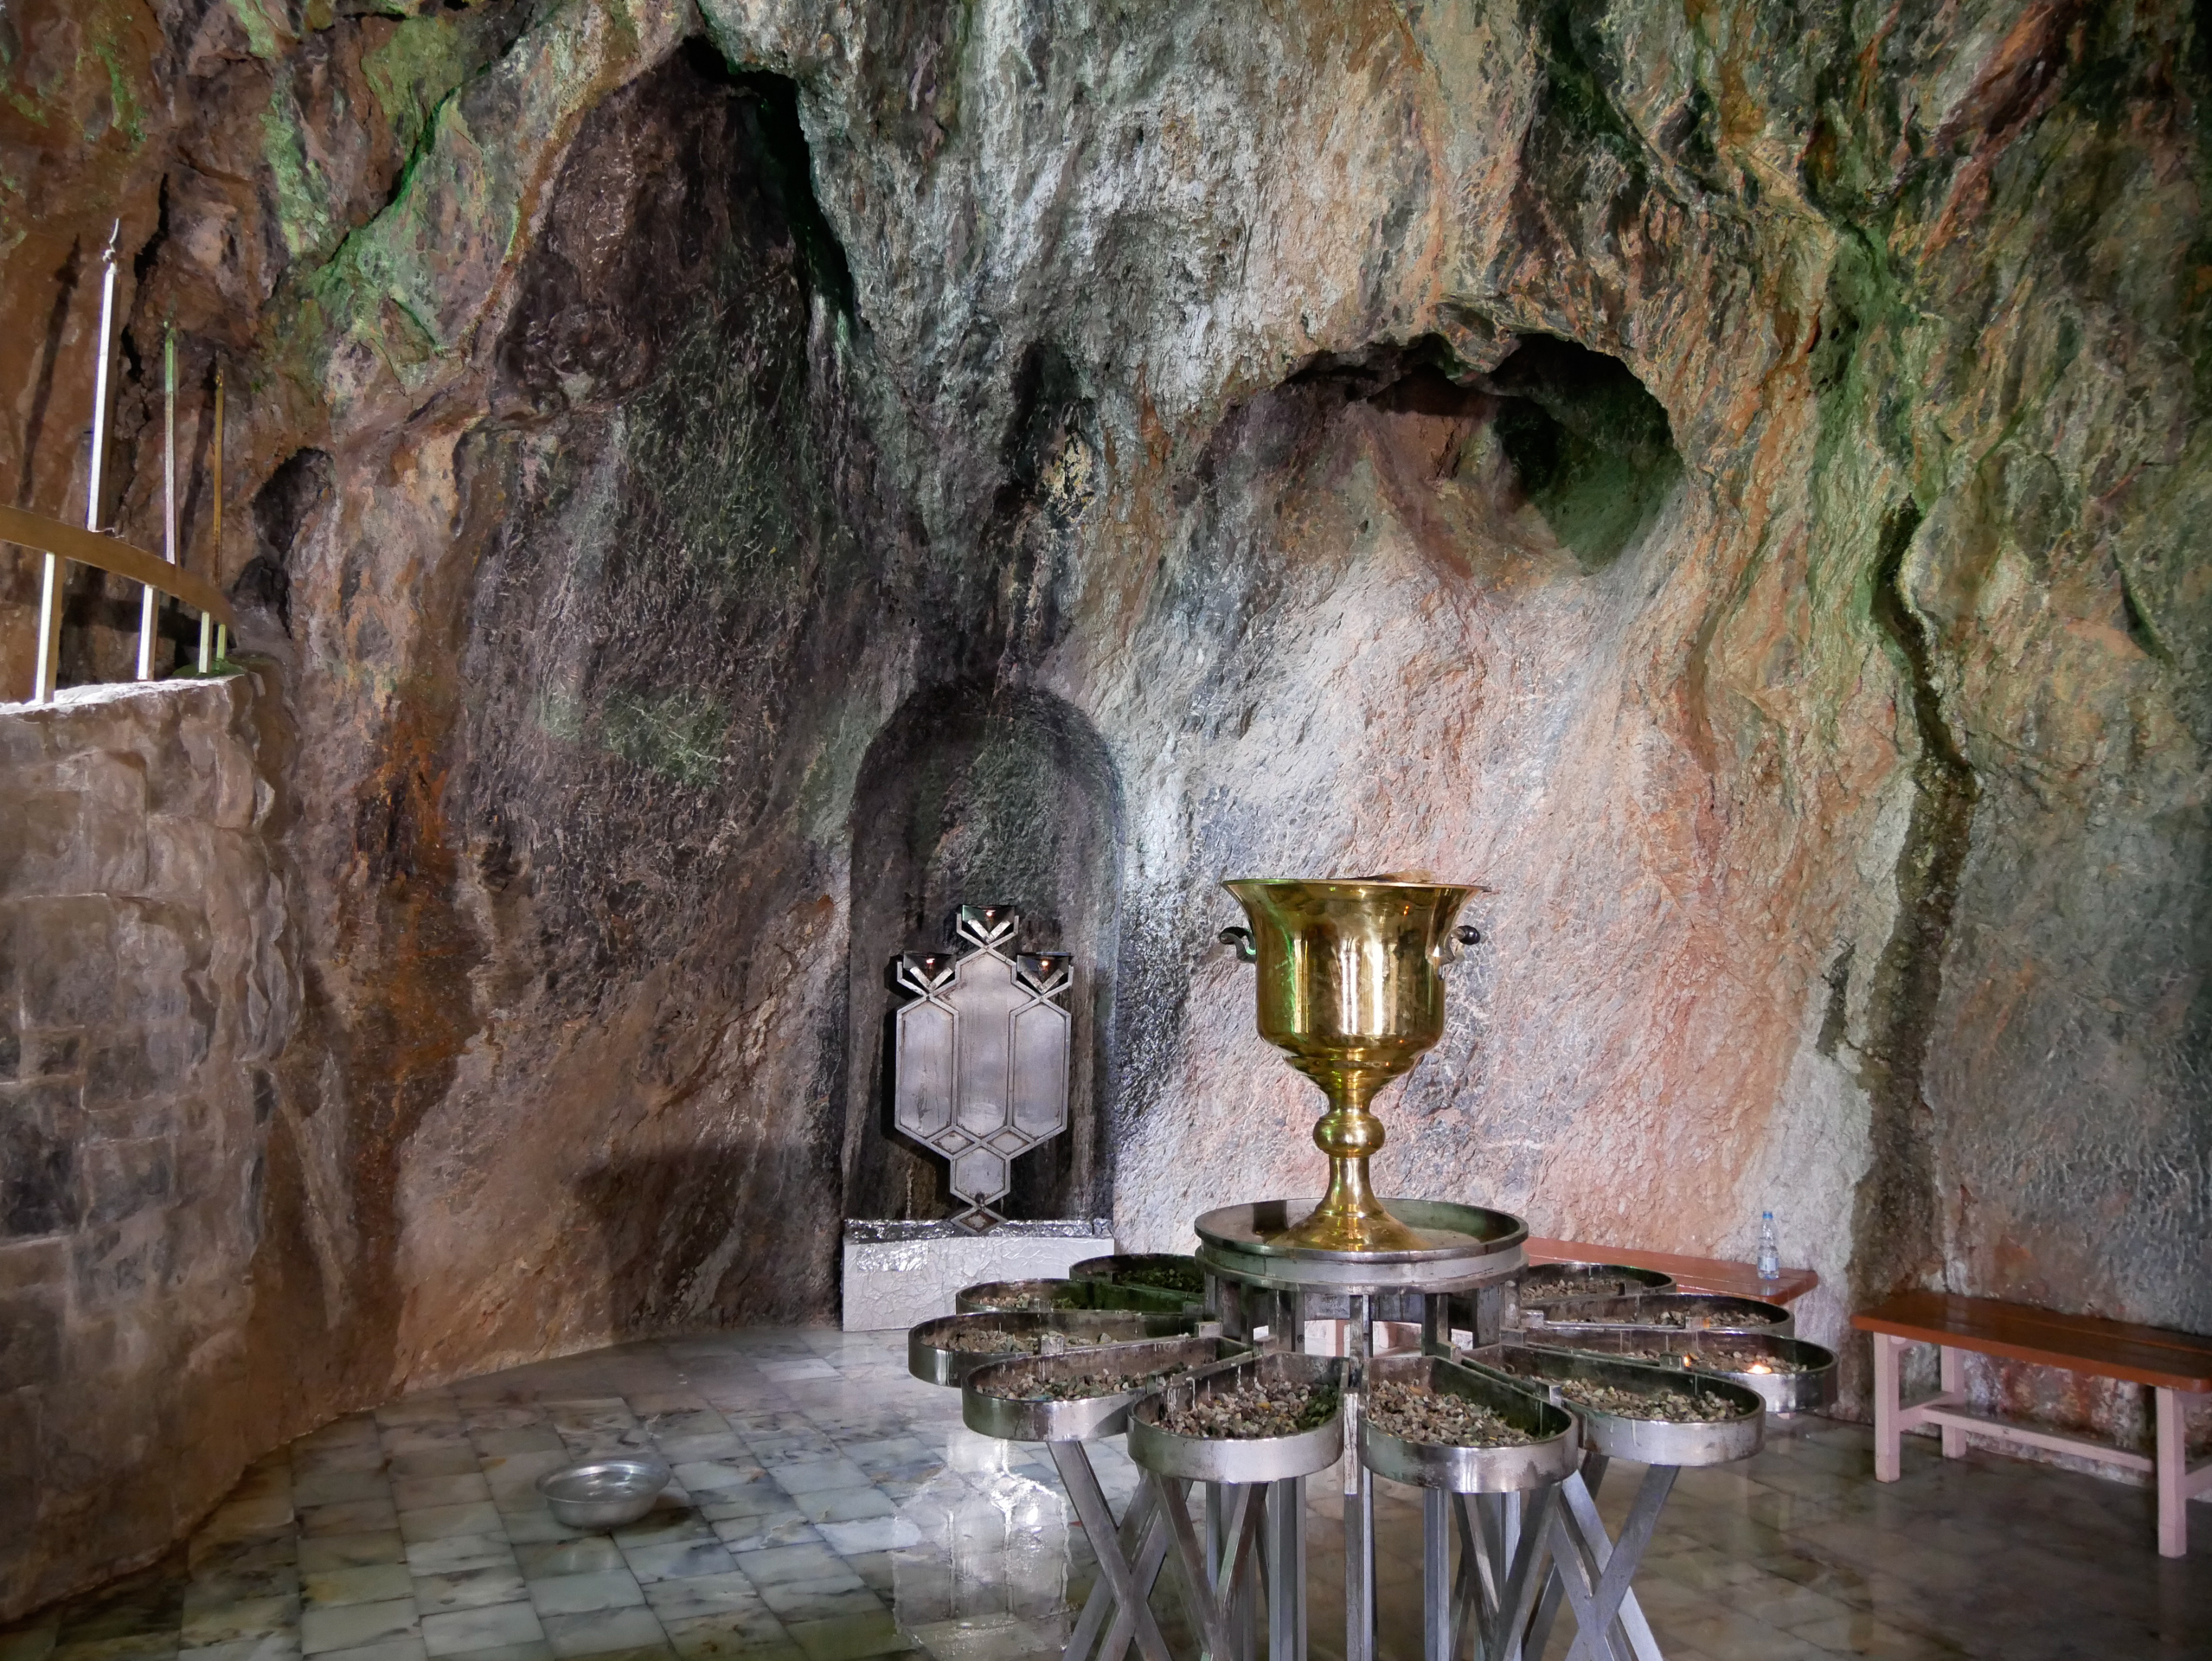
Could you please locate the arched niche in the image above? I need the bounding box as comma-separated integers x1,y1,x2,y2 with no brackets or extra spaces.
842,683,1122,1223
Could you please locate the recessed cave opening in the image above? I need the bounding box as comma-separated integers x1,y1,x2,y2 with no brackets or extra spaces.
843,683,1122,1227
1275,330,1682,572
1484,335,1683,571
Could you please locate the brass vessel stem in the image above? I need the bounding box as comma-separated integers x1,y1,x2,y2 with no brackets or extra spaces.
1289,1074,1428,1252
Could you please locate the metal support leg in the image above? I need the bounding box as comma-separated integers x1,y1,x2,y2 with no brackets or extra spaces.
1533,1465,1670,1661
1157,1475,1262,1661
1050,1442,1175,1661
1344,1293,1373,1661
1065,1472,1162,1661
1265,1476,1304,1661
1423,1488,1452,1661
1422,1292,1447,1356
1099,1504,1174,1661
1451,1485,1555,1661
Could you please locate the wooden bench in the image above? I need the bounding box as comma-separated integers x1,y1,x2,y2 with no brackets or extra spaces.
1853,1289,2212,1556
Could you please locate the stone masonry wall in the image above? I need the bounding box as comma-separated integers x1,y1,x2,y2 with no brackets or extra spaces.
0,675,300,1619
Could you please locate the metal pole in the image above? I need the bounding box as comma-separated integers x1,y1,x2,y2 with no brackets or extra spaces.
1422,1486,1452,1661
36,222,120,702
212,361,228,668
1343,1292,1373,1661
198,364,221,673
138,324,176,680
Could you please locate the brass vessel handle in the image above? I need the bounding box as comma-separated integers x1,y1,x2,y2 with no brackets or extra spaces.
1439,923,1484,965
1219,926,1258,963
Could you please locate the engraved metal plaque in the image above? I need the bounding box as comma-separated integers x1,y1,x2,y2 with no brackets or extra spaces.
894,905,1073,1229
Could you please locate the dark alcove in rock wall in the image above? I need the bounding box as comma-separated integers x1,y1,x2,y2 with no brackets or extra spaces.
842,684,1122,1226
430,39,898,1344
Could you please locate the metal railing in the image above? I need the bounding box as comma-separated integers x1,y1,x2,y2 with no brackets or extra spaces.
8,224,235,704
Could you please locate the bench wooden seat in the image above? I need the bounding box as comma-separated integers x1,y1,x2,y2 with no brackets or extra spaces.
1853,1289,2212,1556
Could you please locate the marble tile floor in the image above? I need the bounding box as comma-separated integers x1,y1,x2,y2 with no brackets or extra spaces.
1,1329,2204,1661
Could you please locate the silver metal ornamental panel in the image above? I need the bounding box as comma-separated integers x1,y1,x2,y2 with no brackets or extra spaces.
894,905,1072,1228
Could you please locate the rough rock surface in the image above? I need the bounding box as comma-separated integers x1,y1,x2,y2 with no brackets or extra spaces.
0,677,296,1616
1,0,2208,1614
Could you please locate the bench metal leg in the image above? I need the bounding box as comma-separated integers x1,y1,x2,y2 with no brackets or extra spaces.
1873,1333,1902,1482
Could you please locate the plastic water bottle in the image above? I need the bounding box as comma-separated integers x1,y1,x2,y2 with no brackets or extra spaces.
1757,1211,1781,1281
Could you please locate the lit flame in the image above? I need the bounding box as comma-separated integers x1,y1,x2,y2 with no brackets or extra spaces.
1747,1363,1773,1374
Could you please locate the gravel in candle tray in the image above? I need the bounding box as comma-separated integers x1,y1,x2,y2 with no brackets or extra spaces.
1156,1382,1337,1439
1559,1382,1746,1421
956,1326,1133,1355
1366,1380,1536,1447
979,1363,1192,1401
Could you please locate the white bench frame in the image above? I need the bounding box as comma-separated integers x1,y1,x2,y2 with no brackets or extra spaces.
1870,1331,2212,1557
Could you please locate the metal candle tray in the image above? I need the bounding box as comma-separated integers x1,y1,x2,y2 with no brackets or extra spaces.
1127,1350,1347,1484
1475,1344,1765,1466
954,1277,1192,1315
1068,1253,1208,1300
907,1309,1198,1388
1522,1291,1794,1337
1520,1327,1837,1415
1357,1351,1580,1493
1516,1260,1676,1308
1196,1198,1525,1293
962,1335,1249,1443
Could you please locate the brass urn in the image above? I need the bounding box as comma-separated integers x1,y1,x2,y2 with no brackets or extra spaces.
1222,877,1484,1254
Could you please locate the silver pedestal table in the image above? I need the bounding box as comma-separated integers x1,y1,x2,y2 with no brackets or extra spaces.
1196,1199,1528,1661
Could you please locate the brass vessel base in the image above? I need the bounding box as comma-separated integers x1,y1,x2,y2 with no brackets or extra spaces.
1264,1118,1429,1254
1266,1201,1430,1254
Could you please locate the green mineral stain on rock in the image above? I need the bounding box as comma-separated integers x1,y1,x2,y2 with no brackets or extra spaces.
365,9,500,160
261,93,339,260
600,689,729,786
227,0,287,61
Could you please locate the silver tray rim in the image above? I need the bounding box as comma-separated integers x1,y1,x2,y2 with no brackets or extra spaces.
1357,1353,1580,1493
1474,1344,1766,1466
1195,1198,1528,1264
907,1310,1198,1388
1523,1292,1795,1338
961,1336,1249,1442
953,1278,1193,1316
1519,1329,1837,1415
1126,1351,1348,1483
1516,1261,1677,1305
1066,1254,1209,1298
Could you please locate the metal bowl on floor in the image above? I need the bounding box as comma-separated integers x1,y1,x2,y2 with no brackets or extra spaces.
536,1454,672,1530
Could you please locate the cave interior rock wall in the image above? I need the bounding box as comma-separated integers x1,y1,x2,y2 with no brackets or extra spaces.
0,0,2206,1620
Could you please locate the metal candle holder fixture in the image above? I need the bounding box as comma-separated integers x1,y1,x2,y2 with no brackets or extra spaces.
1220,877,1484,1254
894,905,1074,1230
